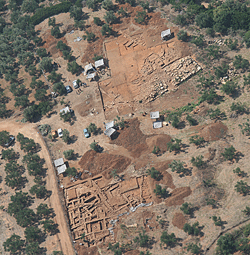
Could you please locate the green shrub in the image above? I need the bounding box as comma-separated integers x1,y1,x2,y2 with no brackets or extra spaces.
206,198,216,208
147,167,161,180
67,61,81,74
38,124,51,136
206,28,215,37
235,181,249,195
154,184,168,198
233,167,245,177
221,146,236,161
186,115,197,126
169,160,186,174
117,7,128,17
51,26,61,38
65,167,77,177
2,149,16,161
87,123,97,134
108,243,123,255
83,31,95,42
233,55,249,71
214,62,228,78
104,10,117,24
62,129,70,144
177,30,188,41
225,38,238,50
133,230,150,247
216,233,236,255
183,222,200,236
208,108,226,120
41,219,58,234
191,155,205,169
101,24,113,36
175,14,187,26
199,88,220,104
93,17,102,26
160,231,176,247
167,139,182,153
212,216,223,226
244,30,250,48
242,206,250,216
30,2,72,25
3,234,25,253
231,102,247,114
191,35,204,47
206,45,220,59
86,0,99,11
243,73,250,86
221,81,238,96
189,135,205,146
195,11,213,28
239,121,250,136
63,149,74,160
30,184,48,199
90,142,99,152
180,202,192,215
152,145,160,154
102,0,114,11
135,10,147,24
0,130,10,146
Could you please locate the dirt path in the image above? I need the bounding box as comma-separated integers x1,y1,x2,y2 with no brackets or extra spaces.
0,119,75,255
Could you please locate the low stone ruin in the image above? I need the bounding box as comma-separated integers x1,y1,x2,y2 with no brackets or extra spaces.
139,55,202,103
64,175,152,246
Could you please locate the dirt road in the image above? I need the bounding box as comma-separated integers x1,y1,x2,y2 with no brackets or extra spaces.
0,119,75,255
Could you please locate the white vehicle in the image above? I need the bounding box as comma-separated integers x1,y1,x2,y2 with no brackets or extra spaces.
73,80,80,89
58,128,63,138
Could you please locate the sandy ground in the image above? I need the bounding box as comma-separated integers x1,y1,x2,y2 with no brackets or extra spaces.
0,120,75,255
0,2,250,254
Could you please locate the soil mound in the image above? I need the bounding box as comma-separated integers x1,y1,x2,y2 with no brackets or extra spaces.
200,122,228,141
172,212,186,229
78,150,131,179
146,134,172,153
154,161,175,189
166,187,192,206
110,118,148,158
42,33,67,57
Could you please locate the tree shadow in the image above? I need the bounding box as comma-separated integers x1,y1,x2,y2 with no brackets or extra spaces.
40,247,47,255
15,176,28,190
231,88,242,99
69,135,78,144
220,220,228,230
235,151,244,162
111,30,121,38
94,128,103,135
189,206,200,218
179,168,192,177
110,131,120,140
177,121,186,129
82,12,90,20
49,223,60,235
72,152,82,161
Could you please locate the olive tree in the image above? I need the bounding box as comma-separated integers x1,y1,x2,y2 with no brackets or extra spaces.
3,234,25,253
39,57,53,72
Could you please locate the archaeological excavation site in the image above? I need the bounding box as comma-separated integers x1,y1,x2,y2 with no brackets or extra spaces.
64,175,153,245
98,24,202,119
2,0,250,254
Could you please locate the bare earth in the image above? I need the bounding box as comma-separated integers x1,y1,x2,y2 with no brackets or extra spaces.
0,120,75,255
